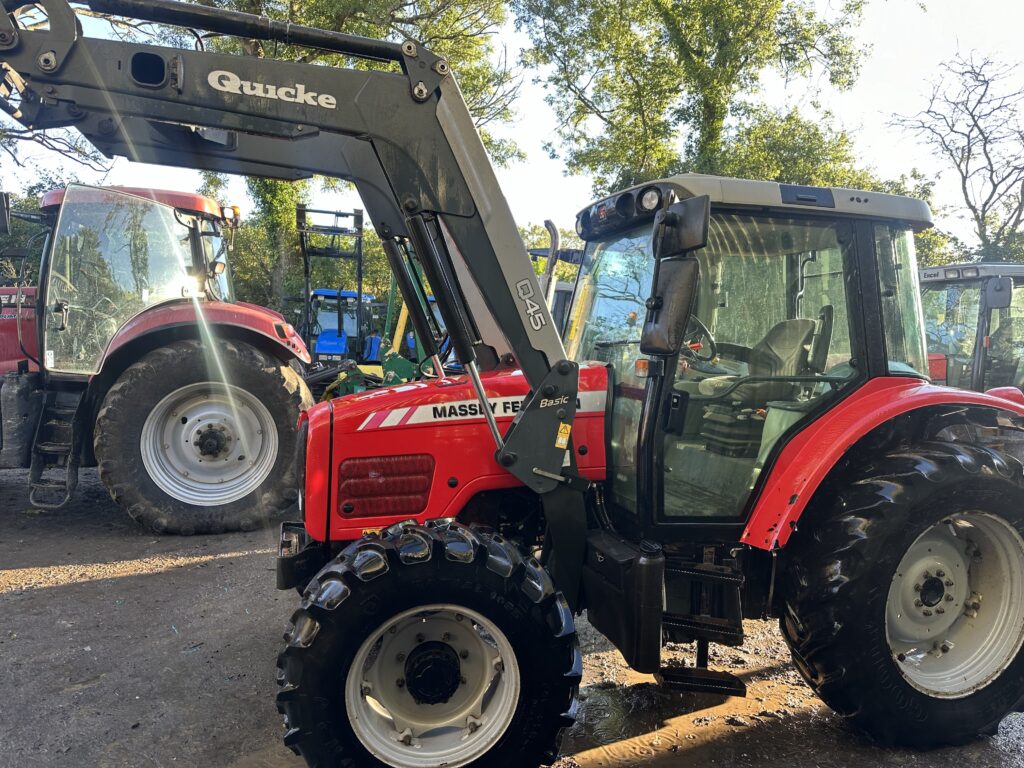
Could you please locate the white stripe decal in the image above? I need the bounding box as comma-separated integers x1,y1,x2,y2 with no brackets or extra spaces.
380,407,410,428
356,389,607,431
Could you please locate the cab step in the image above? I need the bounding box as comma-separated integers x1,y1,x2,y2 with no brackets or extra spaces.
28,390,82,510
656,665,747,697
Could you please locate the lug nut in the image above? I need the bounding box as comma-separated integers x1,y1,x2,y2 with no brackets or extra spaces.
941,643,951,653
396,652,405,662
459,676,467,685
460,650,469,660
914,583,922,592
923,609,933,616
945,579,954,587
442,632,451,642
396,678,405,688
945,594,955,602
936,570,945,578
415,633,425,643
936,607,945,614
914,599,924,607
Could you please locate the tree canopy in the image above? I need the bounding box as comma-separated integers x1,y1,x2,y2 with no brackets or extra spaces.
514,0,866,192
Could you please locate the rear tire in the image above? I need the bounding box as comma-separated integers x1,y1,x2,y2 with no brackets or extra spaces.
780,441,1024,747
95,339,313,534
277,521,580,768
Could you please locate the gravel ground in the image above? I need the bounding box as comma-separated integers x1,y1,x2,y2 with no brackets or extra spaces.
1,468,1022,768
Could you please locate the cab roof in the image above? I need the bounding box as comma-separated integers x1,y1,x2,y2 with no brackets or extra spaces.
40,186,223,218
577,173,934,240
920,263,1024,283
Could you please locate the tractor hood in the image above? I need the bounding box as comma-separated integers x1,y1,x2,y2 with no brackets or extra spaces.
303,363,610,541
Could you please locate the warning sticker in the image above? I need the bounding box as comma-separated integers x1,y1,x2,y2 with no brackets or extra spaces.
555,422,572,450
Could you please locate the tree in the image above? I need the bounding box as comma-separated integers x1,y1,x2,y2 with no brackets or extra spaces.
717,106,877,189
893,54,1024,263
514,0,865,192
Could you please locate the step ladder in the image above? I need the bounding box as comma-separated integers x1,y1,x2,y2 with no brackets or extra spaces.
28,390,82,509
657,551,747,698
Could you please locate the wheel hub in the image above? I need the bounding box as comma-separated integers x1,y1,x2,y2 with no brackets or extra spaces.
139,382,278,506
194,424,232,458
404,641,461,705
920,575,946,607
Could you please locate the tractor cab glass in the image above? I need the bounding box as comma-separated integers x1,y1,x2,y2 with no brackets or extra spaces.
567,210,867,522
922,273,1024,389
200,218,234,302
44,185,197,375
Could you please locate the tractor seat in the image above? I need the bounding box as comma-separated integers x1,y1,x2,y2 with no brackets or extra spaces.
698,318,817,407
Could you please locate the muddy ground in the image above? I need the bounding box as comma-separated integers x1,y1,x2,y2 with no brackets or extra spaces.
1,468,1022,768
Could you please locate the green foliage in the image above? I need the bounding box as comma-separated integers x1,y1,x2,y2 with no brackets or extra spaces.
716,107,877,189
515,0,865,192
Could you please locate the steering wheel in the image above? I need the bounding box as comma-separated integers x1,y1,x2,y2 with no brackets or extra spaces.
681,315,718,363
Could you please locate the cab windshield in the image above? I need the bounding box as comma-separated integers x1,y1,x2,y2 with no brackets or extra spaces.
45,185,197,374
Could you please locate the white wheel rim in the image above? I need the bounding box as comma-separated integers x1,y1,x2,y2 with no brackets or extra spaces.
886,512,1024,698
345,604,521,768
139,382,278,506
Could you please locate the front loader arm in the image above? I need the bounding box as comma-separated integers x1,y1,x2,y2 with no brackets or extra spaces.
0,0,579,492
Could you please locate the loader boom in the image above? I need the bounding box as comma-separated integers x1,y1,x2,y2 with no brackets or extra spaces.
0,0,578,491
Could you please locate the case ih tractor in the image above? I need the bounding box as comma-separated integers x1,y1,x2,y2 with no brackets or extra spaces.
4,1,1024,766
0,184,312,533
920,263,1024,391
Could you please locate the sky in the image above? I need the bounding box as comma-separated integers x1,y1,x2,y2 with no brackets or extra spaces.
3,0,1024,245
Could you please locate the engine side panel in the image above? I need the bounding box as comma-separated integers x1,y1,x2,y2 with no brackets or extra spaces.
742,376,1024,550
304,365,609,542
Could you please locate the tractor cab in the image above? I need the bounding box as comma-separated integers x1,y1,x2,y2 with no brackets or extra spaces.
307,288,378,363
567,175,930,529
37,184,239,375
919,263,1024,390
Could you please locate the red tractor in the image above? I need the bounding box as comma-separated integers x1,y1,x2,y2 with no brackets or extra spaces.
0,185,312,533
5,2,1023,766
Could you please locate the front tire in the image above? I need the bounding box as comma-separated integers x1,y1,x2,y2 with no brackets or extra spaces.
781,441,1024,747
277,521,580,768
95,339,313,534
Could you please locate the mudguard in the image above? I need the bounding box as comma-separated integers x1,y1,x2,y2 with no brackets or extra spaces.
303,364,609,541
104,299,310,364
741,376,1024,550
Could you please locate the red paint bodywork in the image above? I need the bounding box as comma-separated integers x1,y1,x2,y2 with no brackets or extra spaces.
303,364,609,542
106,300,310,364
41,187,223,218
0,287,38,372
740,377,1024,551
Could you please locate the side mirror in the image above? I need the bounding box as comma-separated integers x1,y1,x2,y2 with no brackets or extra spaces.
984,275,1013,310
652,194,710,259
1,193,11,236
640,257,701,355
640,195,709,355
209,260,227,276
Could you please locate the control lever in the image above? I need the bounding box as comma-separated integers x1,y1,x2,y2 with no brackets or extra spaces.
53,300,69,331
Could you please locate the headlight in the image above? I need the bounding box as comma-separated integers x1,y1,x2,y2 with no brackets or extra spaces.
639,187,662,212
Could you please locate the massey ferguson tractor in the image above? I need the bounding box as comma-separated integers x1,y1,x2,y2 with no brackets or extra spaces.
0,185,313,533
4,1,1024,766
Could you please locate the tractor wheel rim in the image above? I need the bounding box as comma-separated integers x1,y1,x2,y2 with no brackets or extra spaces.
140,381,278,506
886,512,1024,698
345,603,521,768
